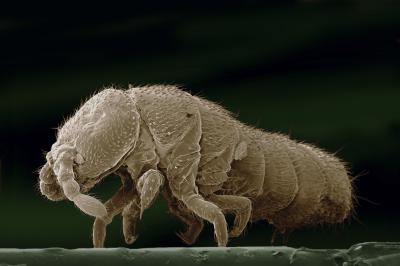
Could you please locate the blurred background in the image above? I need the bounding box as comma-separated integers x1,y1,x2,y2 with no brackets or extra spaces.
0,0,399,249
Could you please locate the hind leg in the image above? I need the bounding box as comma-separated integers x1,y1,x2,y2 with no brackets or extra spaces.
165,118,228,246
162,186,204,245
207,194,252,238
270,228,293,246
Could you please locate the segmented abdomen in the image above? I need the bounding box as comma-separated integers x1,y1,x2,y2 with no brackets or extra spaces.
250,132,353,231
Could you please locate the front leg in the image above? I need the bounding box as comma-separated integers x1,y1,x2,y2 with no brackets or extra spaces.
121,199,140,244
93,165,163,247
116,167,140,245
93,172,134,247
121,168,164,244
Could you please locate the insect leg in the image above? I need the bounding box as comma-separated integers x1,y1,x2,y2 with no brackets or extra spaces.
120,167,164,244
207,194,252,238
136,169,164,218
270,228,293,246
166,118,228,247
92,173,135,248
115,167,141,245
121,198,140,244
175,215,204,245
169,154,228,246
162,184,204,245
270,228,278,245
282,229,292,245
180,193,228,246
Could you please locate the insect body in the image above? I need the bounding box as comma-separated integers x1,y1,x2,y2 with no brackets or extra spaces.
39,85,354,247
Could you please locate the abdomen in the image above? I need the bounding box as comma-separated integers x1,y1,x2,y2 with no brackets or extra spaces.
251,132,354,231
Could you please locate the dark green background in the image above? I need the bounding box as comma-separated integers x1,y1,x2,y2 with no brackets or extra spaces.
1,1,399,249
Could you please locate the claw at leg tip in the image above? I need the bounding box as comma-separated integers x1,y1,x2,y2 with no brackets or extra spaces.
125,235,138,245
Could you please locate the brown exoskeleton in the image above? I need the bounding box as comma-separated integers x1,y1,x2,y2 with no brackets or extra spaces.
39,85,355,247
